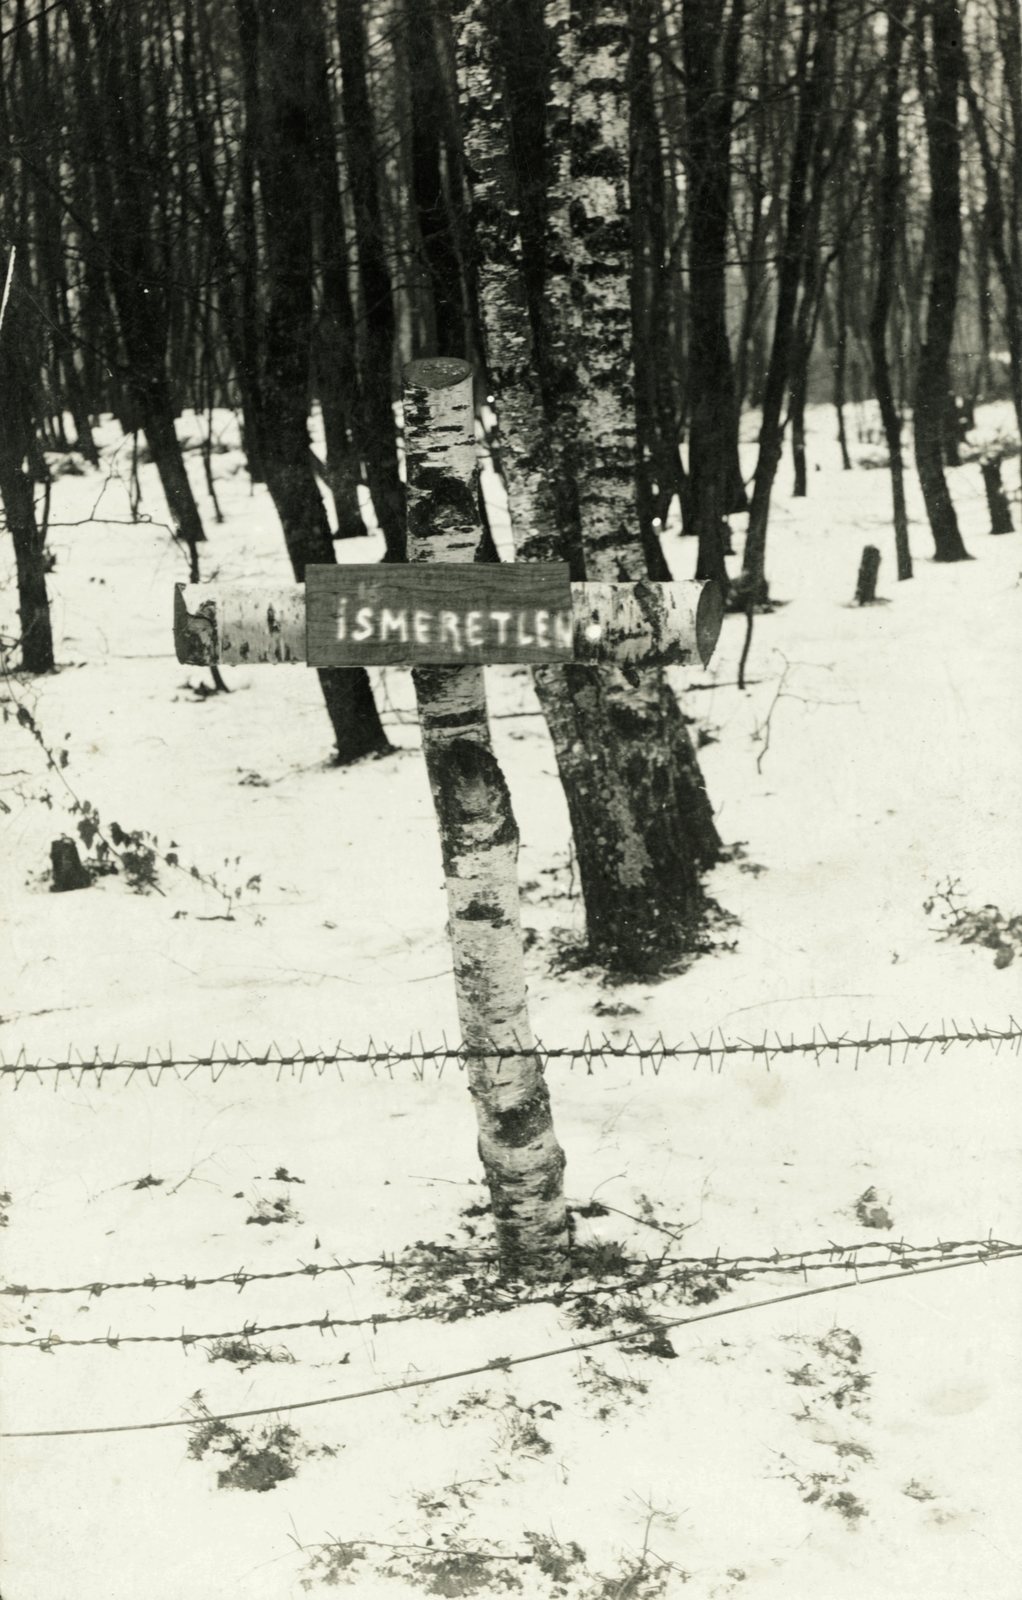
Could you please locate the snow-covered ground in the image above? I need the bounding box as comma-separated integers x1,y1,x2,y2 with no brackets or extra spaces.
1,404,1020,1599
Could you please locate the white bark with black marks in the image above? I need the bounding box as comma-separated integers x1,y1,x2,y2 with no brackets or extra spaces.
454,0,721,967
403,356,568,1280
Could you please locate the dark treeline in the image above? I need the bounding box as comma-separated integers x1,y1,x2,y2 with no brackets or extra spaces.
1,0,1019,970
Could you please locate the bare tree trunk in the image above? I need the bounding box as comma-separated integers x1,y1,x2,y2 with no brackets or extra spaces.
70,0,208,580
0,289,55,675
308,5,368,538
737,0,830,606
630,0,678,575
681,0,747,587
456,0,721,975
336,0,407,559
732,0,770,422
789,241,825,497
961,59,1022,440
235,0,269,481
995,0,1022,442
833,245,853,471
254,0,391,762
913,0,971,562
869,0,912,579
406,0,468,359
404,357,568,1281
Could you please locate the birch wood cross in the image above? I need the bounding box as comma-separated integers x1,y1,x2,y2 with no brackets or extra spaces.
173,357,722,1278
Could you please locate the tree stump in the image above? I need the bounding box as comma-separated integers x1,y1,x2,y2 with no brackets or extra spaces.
980,460,1014,535
50,838,92,892
855,545,881,605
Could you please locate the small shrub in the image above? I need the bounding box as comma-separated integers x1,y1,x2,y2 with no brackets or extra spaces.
577,1355,649,1420
187,1404,302,1492
825,1490,868,1523
925,879,1021,968
204,1338,295,1371
854,1187,893,1230
246,1196,301,1226
524,1531,586,1589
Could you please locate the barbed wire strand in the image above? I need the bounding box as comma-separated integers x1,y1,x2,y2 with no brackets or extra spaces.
3,1247,1019,1439
2,1234,1015,1303
2,1020,1019,1085
5,1240,1014,1352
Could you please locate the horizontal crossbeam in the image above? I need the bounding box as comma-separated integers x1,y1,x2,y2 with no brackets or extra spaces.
174,570,723,669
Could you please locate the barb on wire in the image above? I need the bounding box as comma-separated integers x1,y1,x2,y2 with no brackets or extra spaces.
1,1255,404,1300
1,1020,1019,1084
3,1238,1016,1351
2,1234,1016,1305
3,1246,1020,1440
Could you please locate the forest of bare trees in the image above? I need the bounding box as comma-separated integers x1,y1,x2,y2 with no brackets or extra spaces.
1,0,1019,980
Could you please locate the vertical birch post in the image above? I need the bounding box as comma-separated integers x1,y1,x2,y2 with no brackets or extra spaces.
403,356,568,1280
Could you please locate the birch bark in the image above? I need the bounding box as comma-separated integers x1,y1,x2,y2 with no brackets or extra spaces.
404,357,568,1281
455,0,721,971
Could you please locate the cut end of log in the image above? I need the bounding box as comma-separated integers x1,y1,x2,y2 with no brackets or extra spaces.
403,357,473,392
174,582,217,665
696,581,725,667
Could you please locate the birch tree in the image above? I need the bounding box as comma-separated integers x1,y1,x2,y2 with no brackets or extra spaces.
405,357,568,1281
455,0,722,976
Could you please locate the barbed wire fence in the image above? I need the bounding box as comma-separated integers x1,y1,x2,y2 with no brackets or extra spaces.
4,1246,1021,1439
2,1232,1016,1306
3,1021,1019,1438
2,1237,1018,1354
2,1019,1019,1085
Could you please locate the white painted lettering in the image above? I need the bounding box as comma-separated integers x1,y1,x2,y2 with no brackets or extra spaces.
413,609,432,644
534,609,550,646
554,610,573,649
490,611,511,645
465,611,483,648
381,607,408,642
352,605,374,642
440,611,462,652
335,596,348,640
516,610,533,647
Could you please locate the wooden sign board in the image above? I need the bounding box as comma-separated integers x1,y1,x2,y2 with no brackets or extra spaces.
305,564,574,667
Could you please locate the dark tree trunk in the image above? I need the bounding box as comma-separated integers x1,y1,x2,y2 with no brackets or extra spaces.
0,290,55,675
235,0,269,482
71,0,208,578
307,6,367,538
681,0,747,589
868,0,912,579
980,460,1014,533
789,241,825,498
732,5,770,421
406,0,468,360
336,0,407,559
997,0,1022,438
630,0,677,578
962,61,1022,440
833,247,852,471
738,0,828,605
913,0,970,562
254,0,391,762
